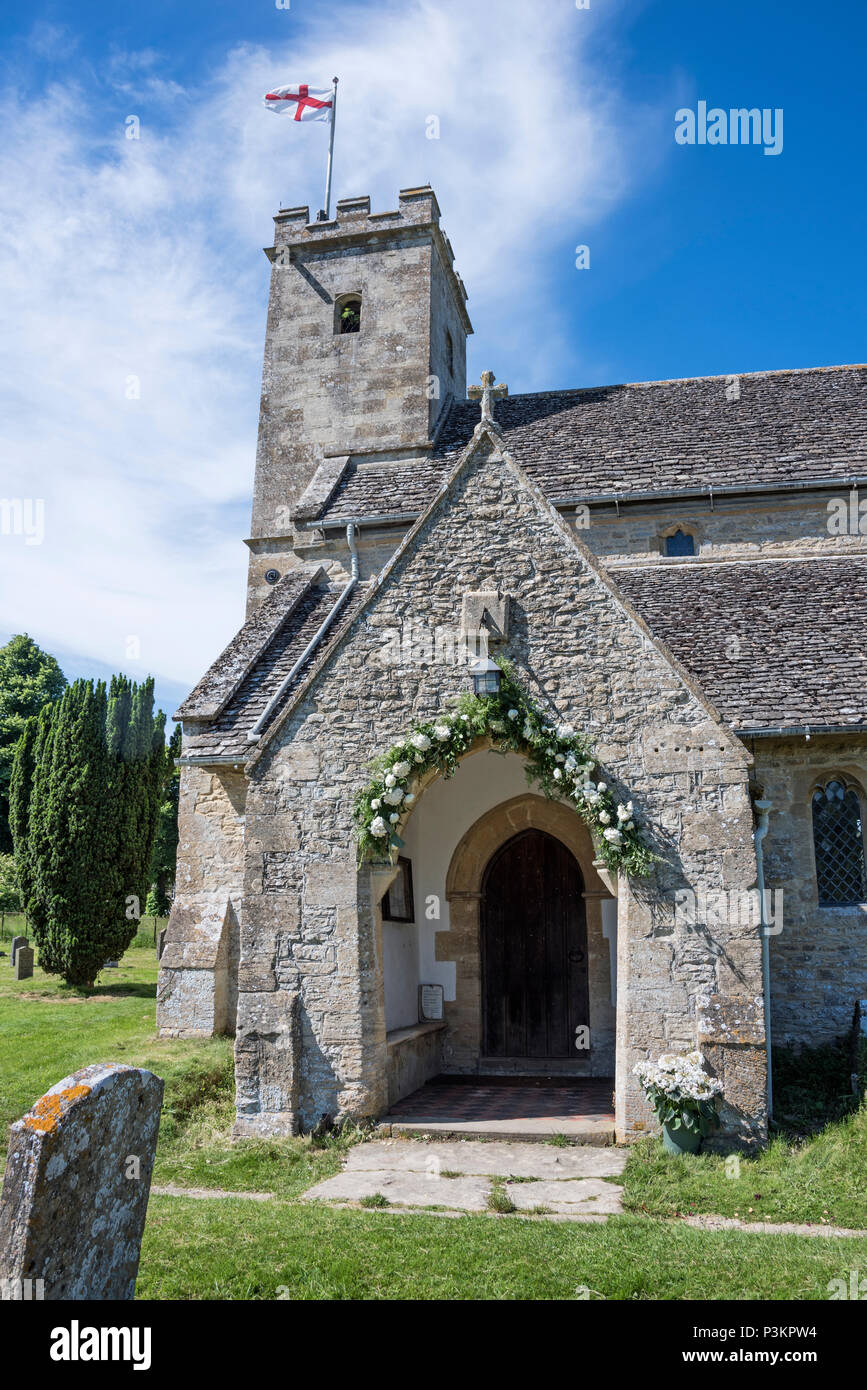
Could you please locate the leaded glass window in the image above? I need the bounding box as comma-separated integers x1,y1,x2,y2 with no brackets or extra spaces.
664,529,695,557
812,780,867,906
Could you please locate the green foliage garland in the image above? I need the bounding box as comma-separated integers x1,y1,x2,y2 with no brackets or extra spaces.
353,663,656,877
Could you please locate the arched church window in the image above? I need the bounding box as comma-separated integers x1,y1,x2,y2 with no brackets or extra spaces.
811,779,867,905
664,528,696,557
335,294,361,335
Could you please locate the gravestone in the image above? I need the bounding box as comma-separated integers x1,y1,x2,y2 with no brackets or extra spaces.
0,1063,163,1300
10,936,27,968
157,928,167,960
14,948,33,981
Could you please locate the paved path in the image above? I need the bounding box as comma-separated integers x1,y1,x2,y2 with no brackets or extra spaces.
301,1137,626,1217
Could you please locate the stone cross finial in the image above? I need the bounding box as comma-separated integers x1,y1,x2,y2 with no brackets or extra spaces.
468,370,508,423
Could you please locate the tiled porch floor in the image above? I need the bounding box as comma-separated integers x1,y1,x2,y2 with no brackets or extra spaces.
384,1076,616,1144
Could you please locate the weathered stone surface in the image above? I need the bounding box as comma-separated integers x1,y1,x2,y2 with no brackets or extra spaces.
505,1178,623,1214
302,1169,490,1210
10,936,27,968
344,1139,626,1179
0,1064,163,1301
13,947,33,981
752,735,867,1049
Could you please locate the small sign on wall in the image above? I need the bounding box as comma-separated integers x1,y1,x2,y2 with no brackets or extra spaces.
419,983,444,1022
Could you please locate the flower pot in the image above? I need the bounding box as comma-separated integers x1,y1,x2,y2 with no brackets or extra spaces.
662,1122,702,1156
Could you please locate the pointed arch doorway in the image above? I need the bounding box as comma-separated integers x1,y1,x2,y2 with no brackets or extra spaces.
481,828,589,1060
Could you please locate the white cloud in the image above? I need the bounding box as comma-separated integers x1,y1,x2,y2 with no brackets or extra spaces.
0,0,664,687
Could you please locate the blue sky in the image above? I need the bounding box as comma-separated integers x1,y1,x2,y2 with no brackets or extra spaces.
1,0,864,708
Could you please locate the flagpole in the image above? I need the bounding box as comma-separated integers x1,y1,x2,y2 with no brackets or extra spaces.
323,76,338,218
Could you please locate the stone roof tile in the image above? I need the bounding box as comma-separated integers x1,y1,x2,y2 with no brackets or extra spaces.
175,567,324,720
311,365,867,523
616,556,867,731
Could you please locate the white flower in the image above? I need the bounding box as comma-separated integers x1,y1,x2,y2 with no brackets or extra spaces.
598,809,611,824
389,813,399,824
370,798,382,811
507,708,519,720
564,754,577,771
403,793,415,806
585,791,600,807
392,761,411,779
461,714,470,722
385,773,397,788
414,752,424,763
522,723,535,741
555,753,565,764
553,768,562,781
596,781,607,793
383,787,404,806
433,725,451,741
411,733,431,752
370,816,389,838
556,723,575,739
603,828,623,845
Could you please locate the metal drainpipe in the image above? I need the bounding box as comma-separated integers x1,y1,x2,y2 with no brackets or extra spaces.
247,522,360,742
754,797,773,1121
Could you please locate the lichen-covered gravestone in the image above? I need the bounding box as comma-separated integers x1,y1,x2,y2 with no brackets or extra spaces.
10,936,27,968
13,947,33,981
0,1063,163,1300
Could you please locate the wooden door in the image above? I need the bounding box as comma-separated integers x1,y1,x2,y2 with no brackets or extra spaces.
481,829,589,1059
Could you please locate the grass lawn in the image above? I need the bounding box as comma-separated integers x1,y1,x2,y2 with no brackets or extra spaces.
137,1201,867,1301
3,937,867,1300
622,1111,867,1231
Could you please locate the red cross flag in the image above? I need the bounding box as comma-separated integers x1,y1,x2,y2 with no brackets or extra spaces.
263,83,334,121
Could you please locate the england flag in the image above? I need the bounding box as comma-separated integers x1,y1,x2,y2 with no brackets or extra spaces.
263,83,334,121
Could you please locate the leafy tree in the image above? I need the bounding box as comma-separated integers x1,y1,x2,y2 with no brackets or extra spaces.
0,852,21,936
10,675,166,988
146,723,182,918
0,635,66,851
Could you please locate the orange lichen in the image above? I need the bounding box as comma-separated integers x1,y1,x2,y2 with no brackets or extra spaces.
23,1085,91,1133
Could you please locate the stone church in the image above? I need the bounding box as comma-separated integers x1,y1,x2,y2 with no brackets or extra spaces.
157,185,867,1147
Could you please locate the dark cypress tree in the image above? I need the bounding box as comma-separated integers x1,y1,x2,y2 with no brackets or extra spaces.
146,723,182,917
10,675,166,988
8,709,41,914
0,634,66,851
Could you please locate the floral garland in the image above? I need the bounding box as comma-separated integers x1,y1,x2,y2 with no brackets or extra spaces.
353,662,656,877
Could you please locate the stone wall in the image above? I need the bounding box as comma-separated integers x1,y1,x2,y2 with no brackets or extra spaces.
157,763,245,1037
751,734,867,1047
237,427,766,1144
576,490,867,567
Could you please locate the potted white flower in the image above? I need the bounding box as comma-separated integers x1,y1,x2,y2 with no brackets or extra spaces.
633,1050,723,1155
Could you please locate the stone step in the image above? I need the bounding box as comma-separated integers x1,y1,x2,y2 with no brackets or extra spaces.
378,1118,615,1145
348,1139,626,1177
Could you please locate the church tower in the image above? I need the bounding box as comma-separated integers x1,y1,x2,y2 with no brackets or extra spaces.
247,185,472,610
